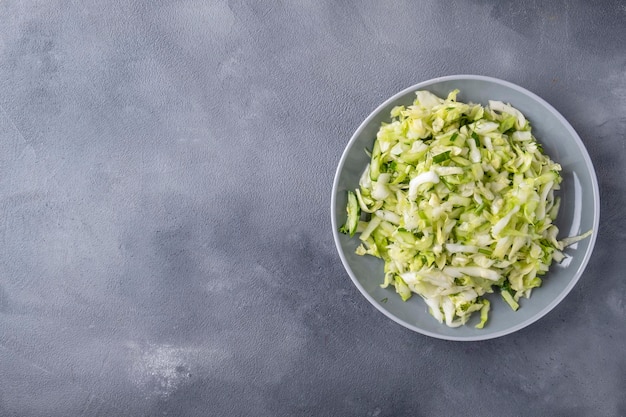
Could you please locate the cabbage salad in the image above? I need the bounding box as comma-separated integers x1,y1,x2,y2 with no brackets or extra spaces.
340,90,592,328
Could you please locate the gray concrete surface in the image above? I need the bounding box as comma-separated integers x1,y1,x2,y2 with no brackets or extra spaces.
0,1,624,416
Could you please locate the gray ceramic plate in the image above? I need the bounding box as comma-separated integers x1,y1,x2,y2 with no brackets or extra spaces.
331,75,600,341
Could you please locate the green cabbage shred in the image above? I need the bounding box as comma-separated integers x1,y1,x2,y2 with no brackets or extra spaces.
340,89,592,328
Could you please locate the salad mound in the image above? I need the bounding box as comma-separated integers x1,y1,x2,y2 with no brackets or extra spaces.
340,90,591,328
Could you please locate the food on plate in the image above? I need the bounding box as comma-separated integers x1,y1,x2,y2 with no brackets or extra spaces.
340,90,592,328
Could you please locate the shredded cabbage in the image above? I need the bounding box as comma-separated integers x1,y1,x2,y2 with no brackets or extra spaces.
340,90,593,328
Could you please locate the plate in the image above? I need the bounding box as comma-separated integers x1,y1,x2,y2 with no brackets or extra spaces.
331,75,600,341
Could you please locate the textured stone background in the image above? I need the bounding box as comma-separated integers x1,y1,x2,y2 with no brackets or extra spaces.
1,1,624,416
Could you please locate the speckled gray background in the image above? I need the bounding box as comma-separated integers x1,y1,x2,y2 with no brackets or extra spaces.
0,1,624,416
